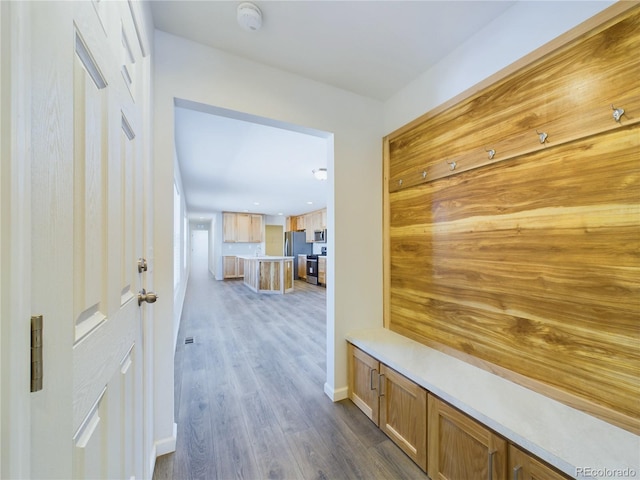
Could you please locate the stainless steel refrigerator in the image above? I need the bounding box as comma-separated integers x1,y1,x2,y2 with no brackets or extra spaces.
284,231,312,279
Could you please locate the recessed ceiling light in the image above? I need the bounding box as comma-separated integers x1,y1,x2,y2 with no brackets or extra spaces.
277,213,283,216
253,202,260,205
307,201,313,205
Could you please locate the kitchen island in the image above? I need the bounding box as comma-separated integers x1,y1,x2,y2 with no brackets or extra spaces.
239,256,294,294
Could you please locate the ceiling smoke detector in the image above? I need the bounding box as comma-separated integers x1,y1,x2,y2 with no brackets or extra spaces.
237,2,262,31
312,168,327,181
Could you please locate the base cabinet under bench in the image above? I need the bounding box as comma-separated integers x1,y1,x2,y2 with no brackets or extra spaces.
348,343,427,471
428,394,507,480
509,445,571,480
347,342,572,480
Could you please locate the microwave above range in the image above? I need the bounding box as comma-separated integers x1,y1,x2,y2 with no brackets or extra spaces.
313,229,327,243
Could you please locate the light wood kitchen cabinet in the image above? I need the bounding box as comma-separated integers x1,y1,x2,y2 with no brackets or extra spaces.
509,445,571,480
348,344,427,471
223,212,263,243
318,256,326,286
304,209,327,242
305,213,314,243
223,213,237,243
241,256,293,294
250,214,263,242
223,256,244,279
235,213,252,242
428,394,507,480
298,254,307,279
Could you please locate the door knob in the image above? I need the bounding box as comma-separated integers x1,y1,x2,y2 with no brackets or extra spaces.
138,288,158,306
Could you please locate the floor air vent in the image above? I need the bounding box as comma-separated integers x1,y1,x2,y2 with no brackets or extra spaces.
185,336,194,345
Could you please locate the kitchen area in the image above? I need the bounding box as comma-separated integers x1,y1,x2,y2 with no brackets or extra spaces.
221,207,328,293
285,207,328,288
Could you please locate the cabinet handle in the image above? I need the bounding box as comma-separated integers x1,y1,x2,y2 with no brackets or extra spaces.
378,373,385,396
370,368,378,391
488,450,496,480
513,465,522,480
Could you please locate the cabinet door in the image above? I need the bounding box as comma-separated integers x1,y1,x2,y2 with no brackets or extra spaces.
428,395,507,480
379,364,427,471
509,445,570,480
250,214,263,242
312,211,322,231
237,257,244,278
304,213,314,242
223,213,237,243
298,255,307,279
236,214,251,242
284,259,293,291
223,256,237,278
348,344,380,425
318,257,326,285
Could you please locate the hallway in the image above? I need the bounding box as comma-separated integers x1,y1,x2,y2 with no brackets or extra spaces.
153,260,428,479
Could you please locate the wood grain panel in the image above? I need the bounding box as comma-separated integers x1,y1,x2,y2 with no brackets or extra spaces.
388,7,640,191
389,125,640,425
386,5,640,434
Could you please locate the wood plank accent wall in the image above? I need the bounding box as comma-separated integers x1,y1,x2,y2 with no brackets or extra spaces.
383,4,640,434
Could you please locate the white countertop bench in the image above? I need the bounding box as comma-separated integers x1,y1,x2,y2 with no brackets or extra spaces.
346,328,639,479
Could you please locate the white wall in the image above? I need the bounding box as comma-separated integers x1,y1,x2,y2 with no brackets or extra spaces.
383,1,615,134
154,30,384,413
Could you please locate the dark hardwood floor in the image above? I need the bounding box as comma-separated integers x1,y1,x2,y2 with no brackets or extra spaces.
153,260,428,480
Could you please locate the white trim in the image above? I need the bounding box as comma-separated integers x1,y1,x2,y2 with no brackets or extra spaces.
324,383,348,402
154,422,177,457
148,443,158,479
0,1,32,478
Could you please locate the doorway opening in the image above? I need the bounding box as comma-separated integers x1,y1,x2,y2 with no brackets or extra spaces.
172,98,334,397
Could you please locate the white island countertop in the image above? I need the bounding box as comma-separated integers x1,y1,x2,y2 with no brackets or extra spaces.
236,255,293,260
346,328,640,480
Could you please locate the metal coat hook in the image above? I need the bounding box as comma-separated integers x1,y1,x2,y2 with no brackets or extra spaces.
422,170,427,179
447,161,457,171
611,104,625,122
486,148,496,160
536,130,548,144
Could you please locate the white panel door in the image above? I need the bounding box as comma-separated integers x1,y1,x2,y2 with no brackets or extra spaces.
29,1,150,478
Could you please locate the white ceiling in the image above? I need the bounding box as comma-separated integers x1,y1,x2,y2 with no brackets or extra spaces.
150,1,517,219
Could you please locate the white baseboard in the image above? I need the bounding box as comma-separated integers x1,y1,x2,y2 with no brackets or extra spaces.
324,382,349,402
148,444,157,479
154,422,177,457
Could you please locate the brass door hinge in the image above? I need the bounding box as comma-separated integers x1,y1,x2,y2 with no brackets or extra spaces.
31,315,43,392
